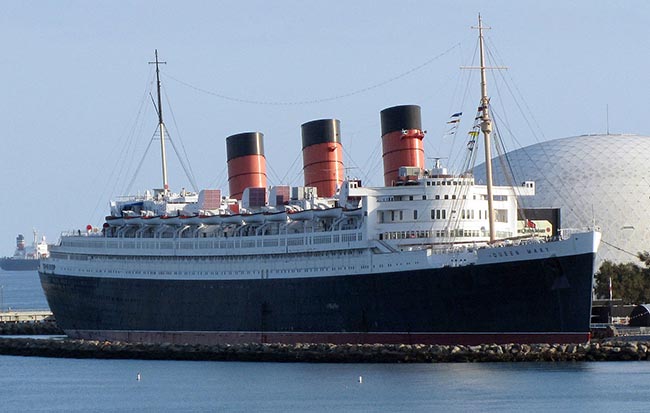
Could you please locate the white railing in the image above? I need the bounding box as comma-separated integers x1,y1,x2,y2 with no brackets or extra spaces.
57,229,366,256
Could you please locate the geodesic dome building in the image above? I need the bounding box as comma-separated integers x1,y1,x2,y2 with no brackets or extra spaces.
474,134,650,264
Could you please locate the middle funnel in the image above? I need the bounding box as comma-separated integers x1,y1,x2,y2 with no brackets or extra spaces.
301,119,344,198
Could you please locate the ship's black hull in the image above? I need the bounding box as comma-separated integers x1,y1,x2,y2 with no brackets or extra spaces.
39,252,596,345
1,258,39,271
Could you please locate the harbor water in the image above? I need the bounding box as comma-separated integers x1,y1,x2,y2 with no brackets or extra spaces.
1,357,650,412
0,269,48,311
2,269,650,412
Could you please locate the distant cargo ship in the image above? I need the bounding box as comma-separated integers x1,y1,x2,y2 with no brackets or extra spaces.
1,232,49,271
40,17,601,346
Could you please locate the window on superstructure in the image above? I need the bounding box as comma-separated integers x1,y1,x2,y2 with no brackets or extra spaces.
399,211,403,220
495,209,508,223
413,210,418,220
452,195,456,200
435,195,440,200
444,195,449,200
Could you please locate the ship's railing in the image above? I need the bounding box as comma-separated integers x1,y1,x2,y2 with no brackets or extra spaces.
559,227,600,239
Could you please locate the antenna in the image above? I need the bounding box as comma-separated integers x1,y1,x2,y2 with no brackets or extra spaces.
606,104,610,135
148,50,169,193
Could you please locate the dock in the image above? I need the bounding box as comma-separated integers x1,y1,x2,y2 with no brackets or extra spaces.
0,310,54,323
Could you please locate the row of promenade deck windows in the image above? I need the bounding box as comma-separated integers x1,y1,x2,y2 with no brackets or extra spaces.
378,209,509,223
380,229,513,240
377,194,508,202
52,249,365,261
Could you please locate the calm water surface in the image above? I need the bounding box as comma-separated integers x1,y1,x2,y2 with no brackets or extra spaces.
1,358,650,412
0,269,49,310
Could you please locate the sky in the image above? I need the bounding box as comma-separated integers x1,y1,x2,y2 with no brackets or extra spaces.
1,1,649,254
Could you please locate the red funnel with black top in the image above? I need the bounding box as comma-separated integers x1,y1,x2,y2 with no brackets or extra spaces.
301,119,344,197
226,132,267,200
380,105,425,186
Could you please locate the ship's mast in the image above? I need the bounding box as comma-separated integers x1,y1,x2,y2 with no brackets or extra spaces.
150,50,169,193
476,14,496,243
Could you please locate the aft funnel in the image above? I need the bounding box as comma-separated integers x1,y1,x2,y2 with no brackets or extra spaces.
380,105,425,186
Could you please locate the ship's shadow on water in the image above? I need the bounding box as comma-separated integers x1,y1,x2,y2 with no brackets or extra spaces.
0,357,649,412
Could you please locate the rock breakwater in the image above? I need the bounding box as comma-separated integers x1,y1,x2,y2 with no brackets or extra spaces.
0,322,63,336
0,339,649,363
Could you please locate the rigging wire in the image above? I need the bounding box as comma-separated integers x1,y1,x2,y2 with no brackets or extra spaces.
161,43,461,106
125,136,156,195
163,88,199,192
87,68,156,224
276,150,304,187
481,36,592,227
601,239,639,259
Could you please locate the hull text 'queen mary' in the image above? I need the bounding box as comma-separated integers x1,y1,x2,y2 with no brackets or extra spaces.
39,18,600,346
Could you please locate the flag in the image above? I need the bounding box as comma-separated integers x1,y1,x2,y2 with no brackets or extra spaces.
446,112,462,123
468,130,479,137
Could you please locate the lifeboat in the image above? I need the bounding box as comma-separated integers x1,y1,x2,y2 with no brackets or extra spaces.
221,214,244,225
200,214,224,225
288,209,315,221
314,206,343,219
160,216,181,225
142,216,162,225
263,211,288,222
106,216,125,227
343,207,363,217
124,216,144,225
180,215,201,225
241,213,265,224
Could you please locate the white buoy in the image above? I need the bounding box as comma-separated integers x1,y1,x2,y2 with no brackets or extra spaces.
136,372,141,381
358,375,363,384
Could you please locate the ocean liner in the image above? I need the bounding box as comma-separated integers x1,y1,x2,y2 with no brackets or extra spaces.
1,232,49,271
40,18,601,346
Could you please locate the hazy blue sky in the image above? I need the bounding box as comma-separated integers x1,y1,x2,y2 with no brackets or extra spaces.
1,1,648,253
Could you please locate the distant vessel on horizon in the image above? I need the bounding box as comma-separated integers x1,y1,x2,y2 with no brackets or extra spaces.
0,231,49,271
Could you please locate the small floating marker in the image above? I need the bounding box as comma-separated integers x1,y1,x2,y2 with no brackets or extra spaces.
136,372,141,381
358,376,363,384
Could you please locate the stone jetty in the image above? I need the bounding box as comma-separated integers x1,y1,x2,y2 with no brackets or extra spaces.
0,338,649,363
0,322,63,336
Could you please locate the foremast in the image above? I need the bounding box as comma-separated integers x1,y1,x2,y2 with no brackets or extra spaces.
149,50,169,194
